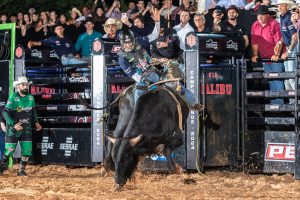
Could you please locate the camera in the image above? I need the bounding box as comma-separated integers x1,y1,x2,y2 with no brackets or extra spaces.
215,9,222,16
291,8,299,13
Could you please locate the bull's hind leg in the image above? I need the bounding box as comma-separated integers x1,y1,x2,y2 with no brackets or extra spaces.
100,141,114,176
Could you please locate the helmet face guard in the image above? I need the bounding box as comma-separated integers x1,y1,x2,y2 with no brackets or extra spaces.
119,30,136,52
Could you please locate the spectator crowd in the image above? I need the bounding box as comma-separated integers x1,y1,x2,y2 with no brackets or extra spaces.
0,0,300,104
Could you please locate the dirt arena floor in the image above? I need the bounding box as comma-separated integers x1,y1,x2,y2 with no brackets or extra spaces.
0,164,300,199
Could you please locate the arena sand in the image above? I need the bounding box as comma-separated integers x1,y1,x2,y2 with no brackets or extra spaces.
0,164,300,199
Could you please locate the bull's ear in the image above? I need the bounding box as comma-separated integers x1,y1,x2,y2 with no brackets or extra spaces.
129,134,143,147
106,135,117,144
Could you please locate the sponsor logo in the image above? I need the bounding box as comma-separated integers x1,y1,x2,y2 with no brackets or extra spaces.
69,77,89,83
265,143,295,162
16,107,33,112
75,116,91,123
15,47,23,58
93,40,102,52
42,94,52,99
200,84,233,95
269,73,279,78
111,45,121,53
31,86,56,95
186,34,197,48
31,49,42,58
50,50,59,59
68,105,86,111
46,106,58,111
269,105,279,110
19,118,30,124
205,39,218,50
40,136,54,155
60,137,78,157
226,40,238,51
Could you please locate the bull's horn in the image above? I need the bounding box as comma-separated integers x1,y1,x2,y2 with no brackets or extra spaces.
106,135,117,144
129,134,143,147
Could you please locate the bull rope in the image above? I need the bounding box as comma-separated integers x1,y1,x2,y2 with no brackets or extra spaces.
148,78,181,89
159,87,183,132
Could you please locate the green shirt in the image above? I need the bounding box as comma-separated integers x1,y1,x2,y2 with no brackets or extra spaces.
3,92,38,136
75,31,102,57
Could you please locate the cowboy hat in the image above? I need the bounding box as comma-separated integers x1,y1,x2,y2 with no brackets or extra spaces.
69,7,82,17
275,0,295,7
103,18,122,34
13,77,32,88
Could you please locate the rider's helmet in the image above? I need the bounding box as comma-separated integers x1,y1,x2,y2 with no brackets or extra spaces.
119,29,135,53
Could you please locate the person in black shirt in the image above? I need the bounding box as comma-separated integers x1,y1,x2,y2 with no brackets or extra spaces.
213,5,249,48
27,24,87,65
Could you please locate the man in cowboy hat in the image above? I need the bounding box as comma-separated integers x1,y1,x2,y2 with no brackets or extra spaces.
102,18,122,39
275,0,298,104
1,77,42,176
251,5,285,104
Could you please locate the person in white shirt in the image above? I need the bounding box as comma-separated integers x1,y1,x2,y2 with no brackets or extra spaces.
173,10,194,50
206,0,246,9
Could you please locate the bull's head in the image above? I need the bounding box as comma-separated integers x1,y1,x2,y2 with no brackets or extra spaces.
107,134,143,186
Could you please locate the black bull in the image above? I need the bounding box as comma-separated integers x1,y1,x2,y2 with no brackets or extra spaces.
100,86,189,189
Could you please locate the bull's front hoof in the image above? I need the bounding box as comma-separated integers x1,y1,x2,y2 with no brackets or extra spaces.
99,167,108,177
113,184,123,192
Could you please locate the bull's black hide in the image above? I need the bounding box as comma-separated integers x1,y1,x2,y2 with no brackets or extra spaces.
102,87,189,190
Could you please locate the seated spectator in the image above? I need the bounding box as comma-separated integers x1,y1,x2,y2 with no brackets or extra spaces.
105,0,122,20
173,10,194,50
121,15,152,37
213,5,249,48
75,17,103,62
102,18,122,39
27,24,87,65
194,13,211,33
